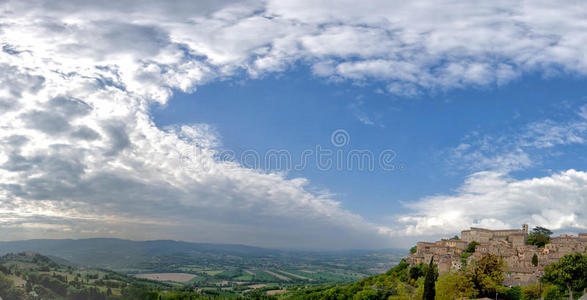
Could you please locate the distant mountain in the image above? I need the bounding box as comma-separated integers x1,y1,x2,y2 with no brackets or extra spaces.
0,238,280,269
0,238,408,277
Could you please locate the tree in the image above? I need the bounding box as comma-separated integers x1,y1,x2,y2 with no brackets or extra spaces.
465,241,480,253
522,283,541,300
527,226,553,247
0,272,25,300
410,245,418,254
435,272,477,300
504,286,521,300
532,253,539,267
352,289,379,300
409,263,425,281
423,257,437,300
468,254,505,297
533,226,554,236
542,252,587,300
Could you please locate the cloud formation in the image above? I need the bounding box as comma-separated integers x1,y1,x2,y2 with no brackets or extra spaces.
391,170,587,237
448,105,587,172
1,0,587,248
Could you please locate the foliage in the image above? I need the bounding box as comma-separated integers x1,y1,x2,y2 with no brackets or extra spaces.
408,263,425,281
521,283,541,300
290,260,421,299
422,258,436,300
465,241,480,253
542,252,587,300
542,283,564,300
467,254,505,297
0,271,26,300
505,286,522,300
435,272,477,300
532,253,539,267
526,226,553,248
409,246,417,254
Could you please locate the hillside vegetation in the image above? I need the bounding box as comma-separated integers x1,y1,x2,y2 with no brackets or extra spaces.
1,250,585,300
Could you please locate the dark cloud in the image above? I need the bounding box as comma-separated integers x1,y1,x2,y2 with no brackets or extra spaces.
70,125,100,141
23,110,71,135
4,135,29,149
0,64,45,97
21,97,93,135
50,96,91,117
0,98,16,113
103,120,130,156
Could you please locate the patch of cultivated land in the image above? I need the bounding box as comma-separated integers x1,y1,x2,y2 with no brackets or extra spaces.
248,284,268,289
263,270,291,281
277,270,311,280
134,273,196,283
266,289,287,295
244,269,254,275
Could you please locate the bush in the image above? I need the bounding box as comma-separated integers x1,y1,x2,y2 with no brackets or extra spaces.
521,283,541,300
505,286,522,300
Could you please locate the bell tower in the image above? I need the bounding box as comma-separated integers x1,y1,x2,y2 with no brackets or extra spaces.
522,224,528,235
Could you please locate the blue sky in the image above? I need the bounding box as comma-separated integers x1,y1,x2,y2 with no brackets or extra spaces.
2,0,587,249
153,71,587,223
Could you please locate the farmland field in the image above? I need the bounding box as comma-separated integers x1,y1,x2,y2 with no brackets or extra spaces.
135,273,197,283
0,239,407,298
263,270,291,281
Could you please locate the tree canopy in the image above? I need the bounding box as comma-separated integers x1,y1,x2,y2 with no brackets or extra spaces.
435,272,477,300
468,254,505,297
542,252,587,300
465,241,480,253
410,245,418,254
526,226,553,247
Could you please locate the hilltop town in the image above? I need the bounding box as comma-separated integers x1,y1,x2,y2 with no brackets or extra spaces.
407,225,587,286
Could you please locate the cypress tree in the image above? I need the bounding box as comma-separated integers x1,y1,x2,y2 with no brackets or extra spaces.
423,256,436,300
532,253,538,266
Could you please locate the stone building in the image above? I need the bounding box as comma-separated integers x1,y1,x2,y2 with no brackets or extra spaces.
407,224,587,286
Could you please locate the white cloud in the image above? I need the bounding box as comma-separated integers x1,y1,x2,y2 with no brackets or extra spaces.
2,0,587,248
347,100,378,126
389,170,587,237
447,105,587,172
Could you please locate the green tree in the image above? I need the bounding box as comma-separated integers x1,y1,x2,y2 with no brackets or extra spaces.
468,254,505,297
505,286,522,300
423,257,437,300
409,263,425,281
410,246,418,254
465,241,480,253
353,289,379,300
527,226,553,247
0,272,25,300
435,272,477,300
542,252,587,300
521,283,541,300
532,253,539,267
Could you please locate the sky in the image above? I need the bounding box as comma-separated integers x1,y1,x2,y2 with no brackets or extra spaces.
1,0,587,249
